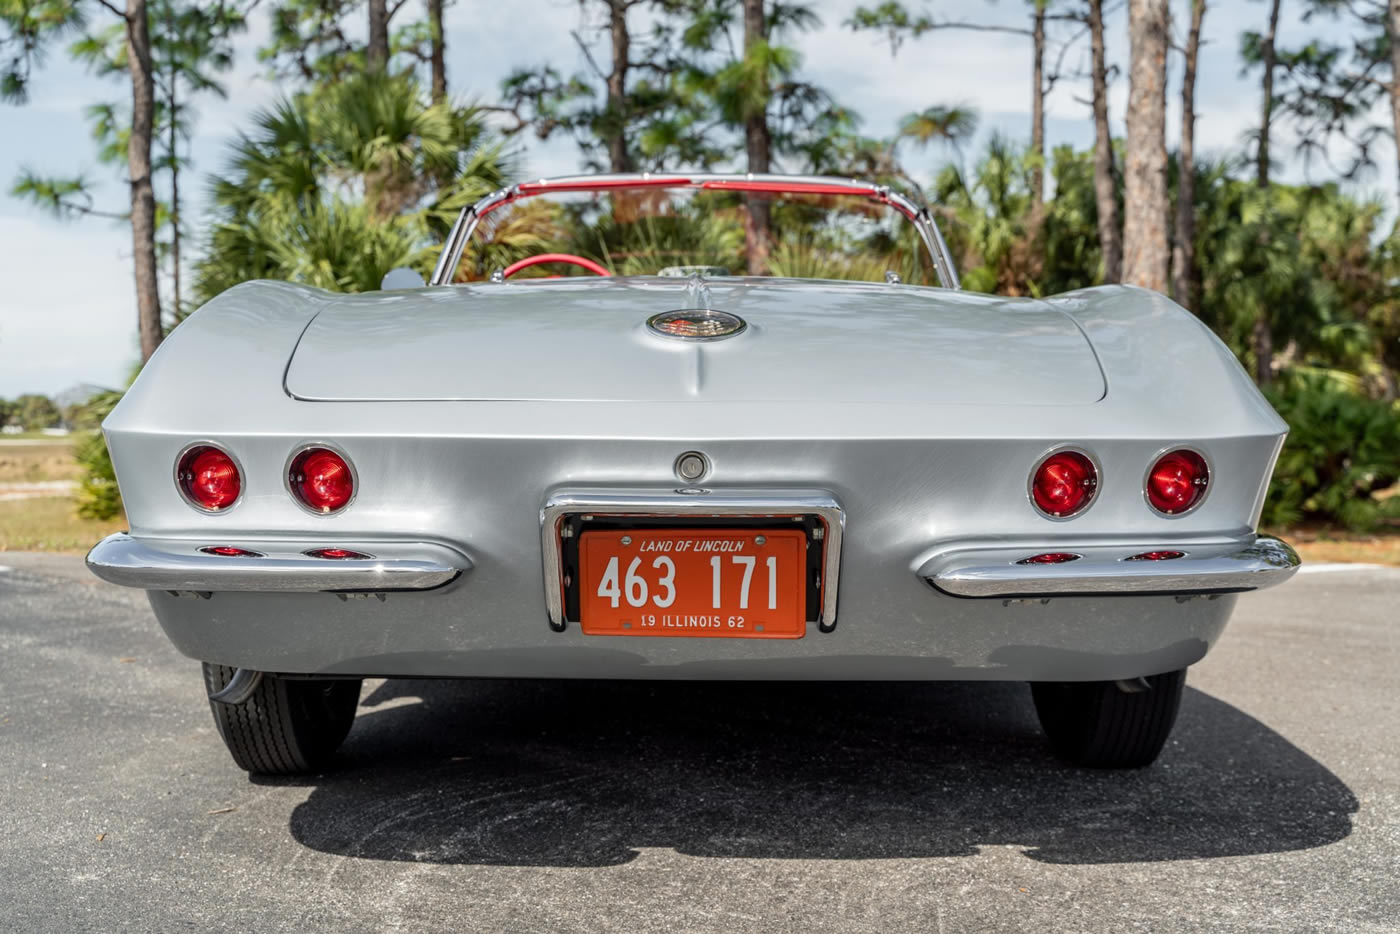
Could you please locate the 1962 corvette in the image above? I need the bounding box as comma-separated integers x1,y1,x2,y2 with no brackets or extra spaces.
86,173,1299,773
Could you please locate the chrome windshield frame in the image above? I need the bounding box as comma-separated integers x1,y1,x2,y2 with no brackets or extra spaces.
429,172,961,289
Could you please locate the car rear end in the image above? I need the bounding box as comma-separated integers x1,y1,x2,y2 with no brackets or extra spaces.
89,277,1296,684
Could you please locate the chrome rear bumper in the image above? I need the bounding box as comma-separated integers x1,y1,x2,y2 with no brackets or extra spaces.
86,533,467,592
923,536,1299,598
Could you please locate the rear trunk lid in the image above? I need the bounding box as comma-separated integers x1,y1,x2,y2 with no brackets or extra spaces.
283,278,1105,405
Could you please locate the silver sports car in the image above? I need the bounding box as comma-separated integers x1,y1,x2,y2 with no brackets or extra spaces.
87,173,1300,773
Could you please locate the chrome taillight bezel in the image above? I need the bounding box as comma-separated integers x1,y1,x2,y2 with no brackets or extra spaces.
284,442,358,517
1027,445,1101,521
174,441,244,514
1143,445,1212,518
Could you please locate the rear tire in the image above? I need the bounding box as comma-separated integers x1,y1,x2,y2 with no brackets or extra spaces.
202,663,361,775
1030,668,1186,768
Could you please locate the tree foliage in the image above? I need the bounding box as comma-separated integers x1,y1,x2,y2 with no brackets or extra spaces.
493,1,837,175
1263,375,1400,531
8,0,249,323
1265,0,1397,184
194,71,515,298
5,394,62,431
494,1,720,172
6,0,1400,533
70,389,123,520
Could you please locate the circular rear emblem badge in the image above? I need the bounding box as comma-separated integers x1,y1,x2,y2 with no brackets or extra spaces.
647,309,747,341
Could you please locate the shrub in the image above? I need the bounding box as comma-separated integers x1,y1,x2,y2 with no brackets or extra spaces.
74,431,121,520
1262,375,1400,531
72,391,123,521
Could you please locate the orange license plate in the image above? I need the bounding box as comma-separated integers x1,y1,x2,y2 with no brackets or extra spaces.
578,528,808,638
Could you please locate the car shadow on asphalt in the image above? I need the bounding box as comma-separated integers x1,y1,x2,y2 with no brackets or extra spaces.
260,678,1357,867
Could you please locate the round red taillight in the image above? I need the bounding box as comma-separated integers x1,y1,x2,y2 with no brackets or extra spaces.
1146,449,1209,515
1030,450,1098,518
177,445,241,512
288,447,354,514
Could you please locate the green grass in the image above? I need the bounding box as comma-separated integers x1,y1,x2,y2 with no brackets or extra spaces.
0,497,126,552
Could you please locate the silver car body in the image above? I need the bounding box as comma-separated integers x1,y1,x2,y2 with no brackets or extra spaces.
88,173,1298,682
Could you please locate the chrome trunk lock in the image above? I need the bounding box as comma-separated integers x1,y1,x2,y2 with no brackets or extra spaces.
674,451,710,483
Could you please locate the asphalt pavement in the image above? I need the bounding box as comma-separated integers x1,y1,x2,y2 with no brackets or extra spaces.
0,553,1396,932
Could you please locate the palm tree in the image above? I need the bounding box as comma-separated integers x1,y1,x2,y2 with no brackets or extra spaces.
892,104,977,204
703,0,826,273
815,105,977,211
194,71,517,301
933,134,1041,295
899,105,977,158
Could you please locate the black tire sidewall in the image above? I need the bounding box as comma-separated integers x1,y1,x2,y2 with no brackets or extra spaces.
1031,669,1186,769
202,663,361,774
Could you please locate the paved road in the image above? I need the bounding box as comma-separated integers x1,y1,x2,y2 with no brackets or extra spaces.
1,554,1396,932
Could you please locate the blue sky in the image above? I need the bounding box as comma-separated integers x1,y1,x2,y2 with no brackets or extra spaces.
0,0,1391,397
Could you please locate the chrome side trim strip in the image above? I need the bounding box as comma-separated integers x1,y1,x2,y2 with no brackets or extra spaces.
540,488,845,631
86,533,467,593
924,535,1300,598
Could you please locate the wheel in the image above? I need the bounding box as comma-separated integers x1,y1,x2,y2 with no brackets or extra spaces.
1030,668,1186,768
202,663,361,775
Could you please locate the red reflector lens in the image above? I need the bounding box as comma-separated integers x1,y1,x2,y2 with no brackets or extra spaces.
1030,450,1098,518
1017,552,1082,565
1146,450,1209,515
289,448,354,514
177,445,241,511
305,547,372,560
199,545,262,557
1125,550,1185,561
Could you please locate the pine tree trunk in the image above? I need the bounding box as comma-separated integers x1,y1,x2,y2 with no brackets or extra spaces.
1172,0,1205,310
163,4,181,322
606,0,633,173
1388,0,1400,204
126,0,163,362
1030,1,1046,210
1088,0,1121,283
428,0,446,101
1252,316,1273,385
169,76,181,319
368,0,389,70
1123,0,1170,293
1250,0,1283,383
742,0,771,275
1257,0,1281,187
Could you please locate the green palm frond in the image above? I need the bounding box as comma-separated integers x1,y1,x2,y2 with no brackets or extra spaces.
194,71,516,298
898,105,977,149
